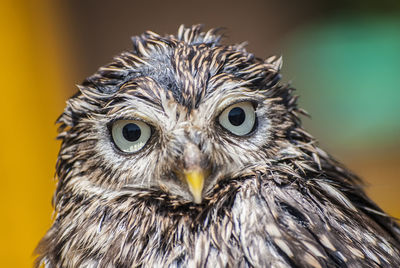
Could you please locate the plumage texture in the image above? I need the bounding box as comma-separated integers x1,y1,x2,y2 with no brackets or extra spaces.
36,25,400,267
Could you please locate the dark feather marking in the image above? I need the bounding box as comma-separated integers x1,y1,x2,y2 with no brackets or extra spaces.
272,241,300,268
279,201,310,227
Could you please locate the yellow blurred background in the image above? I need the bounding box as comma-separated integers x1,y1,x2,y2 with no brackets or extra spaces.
1,0,399,266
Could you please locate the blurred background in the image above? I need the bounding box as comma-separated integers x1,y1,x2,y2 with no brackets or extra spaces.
1,0,399,266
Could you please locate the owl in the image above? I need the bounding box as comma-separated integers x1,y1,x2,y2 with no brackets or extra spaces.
36,25,400,267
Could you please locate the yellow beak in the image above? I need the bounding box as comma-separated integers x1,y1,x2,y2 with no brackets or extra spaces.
184,169,205,204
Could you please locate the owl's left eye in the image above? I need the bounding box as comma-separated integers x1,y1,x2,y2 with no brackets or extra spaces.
111,120,151,153
218,101,256,136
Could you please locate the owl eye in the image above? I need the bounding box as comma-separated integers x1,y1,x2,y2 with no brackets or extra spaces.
218,101,256,136
111,120,151,153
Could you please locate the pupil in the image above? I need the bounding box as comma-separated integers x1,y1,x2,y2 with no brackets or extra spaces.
228,107,245,126
122,123,141,142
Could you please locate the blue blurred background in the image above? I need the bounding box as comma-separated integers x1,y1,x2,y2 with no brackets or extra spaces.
1,0,399,266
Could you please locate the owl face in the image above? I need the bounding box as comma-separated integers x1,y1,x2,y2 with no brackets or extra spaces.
91,87,274,203
56,26,288,205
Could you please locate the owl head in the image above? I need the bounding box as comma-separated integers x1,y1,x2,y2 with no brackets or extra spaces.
55,25,302,207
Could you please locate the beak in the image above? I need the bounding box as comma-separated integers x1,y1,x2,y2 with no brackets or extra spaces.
184,168,206,204
180,142,209,204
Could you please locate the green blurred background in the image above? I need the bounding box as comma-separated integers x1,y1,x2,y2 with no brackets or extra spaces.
1,0,399,266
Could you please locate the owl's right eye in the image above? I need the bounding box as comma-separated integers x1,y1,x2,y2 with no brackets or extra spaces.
111,120,151,153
